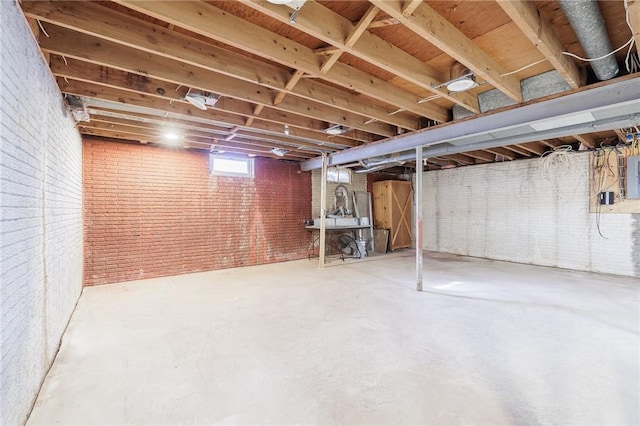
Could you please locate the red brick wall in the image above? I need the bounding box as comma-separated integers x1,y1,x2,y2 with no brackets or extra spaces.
83,140,312,286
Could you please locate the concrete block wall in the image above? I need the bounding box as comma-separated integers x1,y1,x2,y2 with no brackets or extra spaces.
83,140,312,285
311,169,367,217
420,153,639,277
1,3,84,425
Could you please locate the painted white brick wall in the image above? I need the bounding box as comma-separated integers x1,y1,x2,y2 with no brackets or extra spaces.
0,3,83,425
311,169,367,217
421,153,639,277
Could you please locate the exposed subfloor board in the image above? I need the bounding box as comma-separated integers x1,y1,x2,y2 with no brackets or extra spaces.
27,252,639,425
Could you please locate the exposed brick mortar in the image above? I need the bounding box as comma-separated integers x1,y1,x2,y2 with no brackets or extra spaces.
83,140,312,285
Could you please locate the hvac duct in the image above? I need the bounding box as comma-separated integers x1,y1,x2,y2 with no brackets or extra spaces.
558,0,618,81
300,77,640,171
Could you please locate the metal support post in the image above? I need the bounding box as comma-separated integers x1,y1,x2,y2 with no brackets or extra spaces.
415,148,423,291
319,153,328,268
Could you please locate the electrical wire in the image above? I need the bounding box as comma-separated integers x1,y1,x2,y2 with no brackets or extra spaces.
418,94,442,104
562,0,637,72
36,20,50,38
625,48,639,74
500,58,548,77
538,145,575,181
561,37,634,62
623,0,640,73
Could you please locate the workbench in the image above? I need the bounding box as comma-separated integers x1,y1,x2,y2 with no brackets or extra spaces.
305,224,375,259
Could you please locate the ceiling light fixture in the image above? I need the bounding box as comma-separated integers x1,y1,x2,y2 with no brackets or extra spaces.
266,0,307,9
446,75,478,92
324,124,348,135
284,124,290,136
271,148,288,157
162,131,183,146
184,88,218,111
436,61,478,93
164,132,181,140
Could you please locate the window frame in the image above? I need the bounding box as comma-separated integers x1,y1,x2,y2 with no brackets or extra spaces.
327,167,351,184
209,154,254,178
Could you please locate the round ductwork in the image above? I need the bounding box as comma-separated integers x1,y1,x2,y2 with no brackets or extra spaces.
558,0,619,81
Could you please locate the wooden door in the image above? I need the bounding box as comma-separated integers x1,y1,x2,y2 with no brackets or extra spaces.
372,180,412,250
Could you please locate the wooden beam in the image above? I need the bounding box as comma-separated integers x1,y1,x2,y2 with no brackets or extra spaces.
539,139,558,149
90,111,230,136
52,60,370,146
83,120,314,157
503,145,532,157
402,0,423,17
628,0,640,50
225,126,240,141
238,0,479,114
485,147,516,160
114,0,450,121
88,104,358,148
58,77,364,149
368,17,399,29
273,70,305,106
428,158,457,167
91,115,224,139
346,5,381,48
23,1,420,131
463,150,495,162
89,110,332,155
40,25,395,138
89,107,231,130
319,5,379,74
314,46,341,55
26,16,40,40
319,53,343,74
614,129,627,144
573,134,595,149
82,125,313,160
371,0,523,102
497,0,581,89
435,153,475,165
92,116,334,153
515,143,545,156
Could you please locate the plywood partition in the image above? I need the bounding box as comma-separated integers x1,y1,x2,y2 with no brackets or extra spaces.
589,146,640,214
372,180,413,251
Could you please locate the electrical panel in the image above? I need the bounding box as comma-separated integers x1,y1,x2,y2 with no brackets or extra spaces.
628,155,640,199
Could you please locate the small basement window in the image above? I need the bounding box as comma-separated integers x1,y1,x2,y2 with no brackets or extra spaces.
209,155,253,177
327,167,351,184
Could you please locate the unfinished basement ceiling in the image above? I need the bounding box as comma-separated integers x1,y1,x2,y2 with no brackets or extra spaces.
20,0,640,169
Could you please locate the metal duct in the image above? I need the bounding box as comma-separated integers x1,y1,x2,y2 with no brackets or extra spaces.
300,77,640,171
558,0,618,81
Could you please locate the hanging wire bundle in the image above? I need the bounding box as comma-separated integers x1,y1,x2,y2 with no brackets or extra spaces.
538,145,576,181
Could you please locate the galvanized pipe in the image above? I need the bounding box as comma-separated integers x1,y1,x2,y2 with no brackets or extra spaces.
558,0,619,81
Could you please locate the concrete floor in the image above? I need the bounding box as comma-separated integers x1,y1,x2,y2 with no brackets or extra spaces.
28,251,639,425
